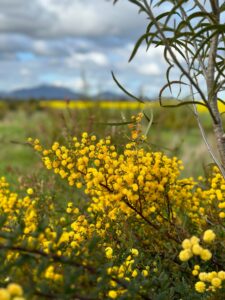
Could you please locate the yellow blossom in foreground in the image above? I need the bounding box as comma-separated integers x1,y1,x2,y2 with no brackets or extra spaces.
105,247,113,259
0,289,10,300
108,290,118,299
131,248,139,257
192,270,199,276
192,244,203,255
7,283,23,296
142,270,149,277
190,236,200,245
203,230,216,243
219,212,225,218
179,249,193,261
26,188,33,195
131,269,138,277
211,277,222,288
199,272,208,281
181,239,192,249
195,281,206,293
200,249,212,261
218,271,225,280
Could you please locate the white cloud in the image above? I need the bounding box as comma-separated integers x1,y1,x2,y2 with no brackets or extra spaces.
53,78,84,91
137,63,161,75
20,68,31,76
33,40,50,55
37,0,146,38
66,51,109,68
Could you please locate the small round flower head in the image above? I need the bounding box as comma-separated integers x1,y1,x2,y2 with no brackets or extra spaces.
219,212,225,218
192,269,199,276
108,290,118,299
105,247,113,259
203,229,216,243
182,239,192,249
195,281,206,293
7,283,23,296
190,236,200,245
199,272,208,281
211,277,222,288
0,289,10,300
131,269,138,277
27,188,33,195
200,249,212,261
218,271,225,280
142,270,148,277
179,249,192,261
131,248,139,257
192,244,203,255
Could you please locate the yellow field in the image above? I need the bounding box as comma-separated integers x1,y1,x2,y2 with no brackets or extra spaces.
39,100,147,110
39,99,225,113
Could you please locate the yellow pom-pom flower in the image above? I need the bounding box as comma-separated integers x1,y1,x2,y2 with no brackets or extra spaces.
218,271,225,280
203,230,216,243
192,244,203,255
181,239,192,249
179,249,192,261
105,247,113,259
131,248,139,257
142,270,149,277
108,290,118,299
211,277,222,288
26,188,33,195
195,281,206,293
7,283,23,296
0,289,10,300
200,249,212,261
190,236,200,245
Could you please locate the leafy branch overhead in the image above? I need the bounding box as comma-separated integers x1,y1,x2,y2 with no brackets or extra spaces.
112,0,225,173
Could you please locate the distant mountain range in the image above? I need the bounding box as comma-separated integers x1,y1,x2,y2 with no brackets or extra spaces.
0,84,128,101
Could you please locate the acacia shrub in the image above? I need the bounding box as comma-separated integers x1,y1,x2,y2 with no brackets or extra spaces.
0,113,224,299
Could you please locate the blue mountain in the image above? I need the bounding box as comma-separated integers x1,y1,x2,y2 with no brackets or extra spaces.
5,84,83,100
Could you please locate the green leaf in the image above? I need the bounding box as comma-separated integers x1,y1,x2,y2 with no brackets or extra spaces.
111,71,145,103
129,33,153,62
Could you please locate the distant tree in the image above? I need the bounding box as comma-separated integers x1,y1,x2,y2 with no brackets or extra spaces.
112,0,225,176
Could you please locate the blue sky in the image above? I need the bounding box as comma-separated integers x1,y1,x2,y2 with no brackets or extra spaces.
0,0,174,97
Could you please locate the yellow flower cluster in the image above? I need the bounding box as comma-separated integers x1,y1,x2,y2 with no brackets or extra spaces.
0,175,93,265
128,113,146,141
195,270,225,293
36,212,94,257
0,176,38,245
180,230,225,294
30,132,201,233
45,265,63,282
105,248,149,298
0,283,25,300
105,247,113,259
28,122,225,263
206,166,225,219
202,229,216,243
179,232,213,262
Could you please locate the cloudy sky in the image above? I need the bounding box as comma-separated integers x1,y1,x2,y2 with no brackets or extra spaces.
0,0,168,97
